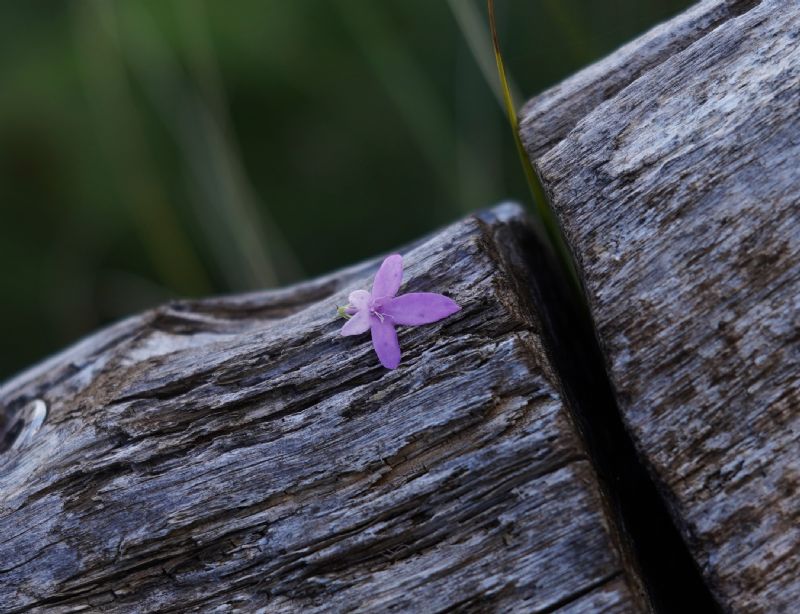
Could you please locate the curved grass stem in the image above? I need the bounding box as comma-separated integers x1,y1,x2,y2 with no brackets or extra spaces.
487,0,580,293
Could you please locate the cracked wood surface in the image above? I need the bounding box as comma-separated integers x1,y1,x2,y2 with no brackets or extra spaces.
522,0,799,612
0,205,648,612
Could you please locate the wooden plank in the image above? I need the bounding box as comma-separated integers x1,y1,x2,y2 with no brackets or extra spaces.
0,205,647,612
521,1,800,611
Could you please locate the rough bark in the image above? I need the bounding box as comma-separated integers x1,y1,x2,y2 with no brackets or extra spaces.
0,205,648,613
521,1,799,612
519,0,761,161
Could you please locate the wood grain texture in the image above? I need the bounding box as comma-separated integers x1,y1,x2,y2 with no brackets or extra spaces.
522,1,799,612
519,0,760,161
0,205,647,613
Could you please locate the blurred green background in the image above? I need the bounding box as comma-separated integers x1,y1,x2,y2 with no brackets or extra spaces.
0,0,691,380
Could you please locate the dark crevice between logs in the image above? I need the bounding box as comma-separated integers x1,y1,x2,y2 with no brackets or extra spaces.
482,209,721,613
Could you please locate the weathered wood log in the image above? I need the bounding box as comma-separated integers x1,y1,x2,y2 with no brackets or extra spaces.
5,0,797,610
522,0,800,612
0,205,651,612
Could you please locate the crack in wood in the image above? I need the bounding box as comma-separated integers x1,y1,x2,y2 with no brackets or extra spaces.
522,0,799,610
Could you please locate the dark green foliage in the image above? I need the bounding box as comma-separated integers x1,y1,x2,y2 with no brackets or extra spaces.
0,0,691,378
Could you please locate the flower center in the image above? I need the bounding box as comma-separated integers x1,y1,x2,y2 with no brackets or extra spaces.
369,297,389,322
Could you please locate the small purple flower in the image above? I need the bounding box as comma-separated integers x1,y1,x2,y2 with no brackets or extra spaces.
339,254,461,369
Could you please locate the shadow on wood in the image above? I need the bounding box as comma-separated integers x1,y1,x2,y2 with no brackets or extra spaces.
522,0,800,611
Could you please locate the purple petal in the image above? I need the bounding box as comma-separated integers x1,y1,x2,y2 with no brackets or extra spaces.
370,317,401,369
382,293,460,325
340,309,370,336
371,254,403,299
348,289,371,310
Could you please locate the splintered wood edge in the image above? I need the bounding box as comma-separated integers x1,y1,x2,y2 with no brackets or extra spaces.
519,0,759,160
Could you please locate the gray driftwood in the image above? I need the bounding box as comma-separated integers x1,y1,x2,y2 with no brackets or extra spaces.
0,205,648,612
522,0,800,612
